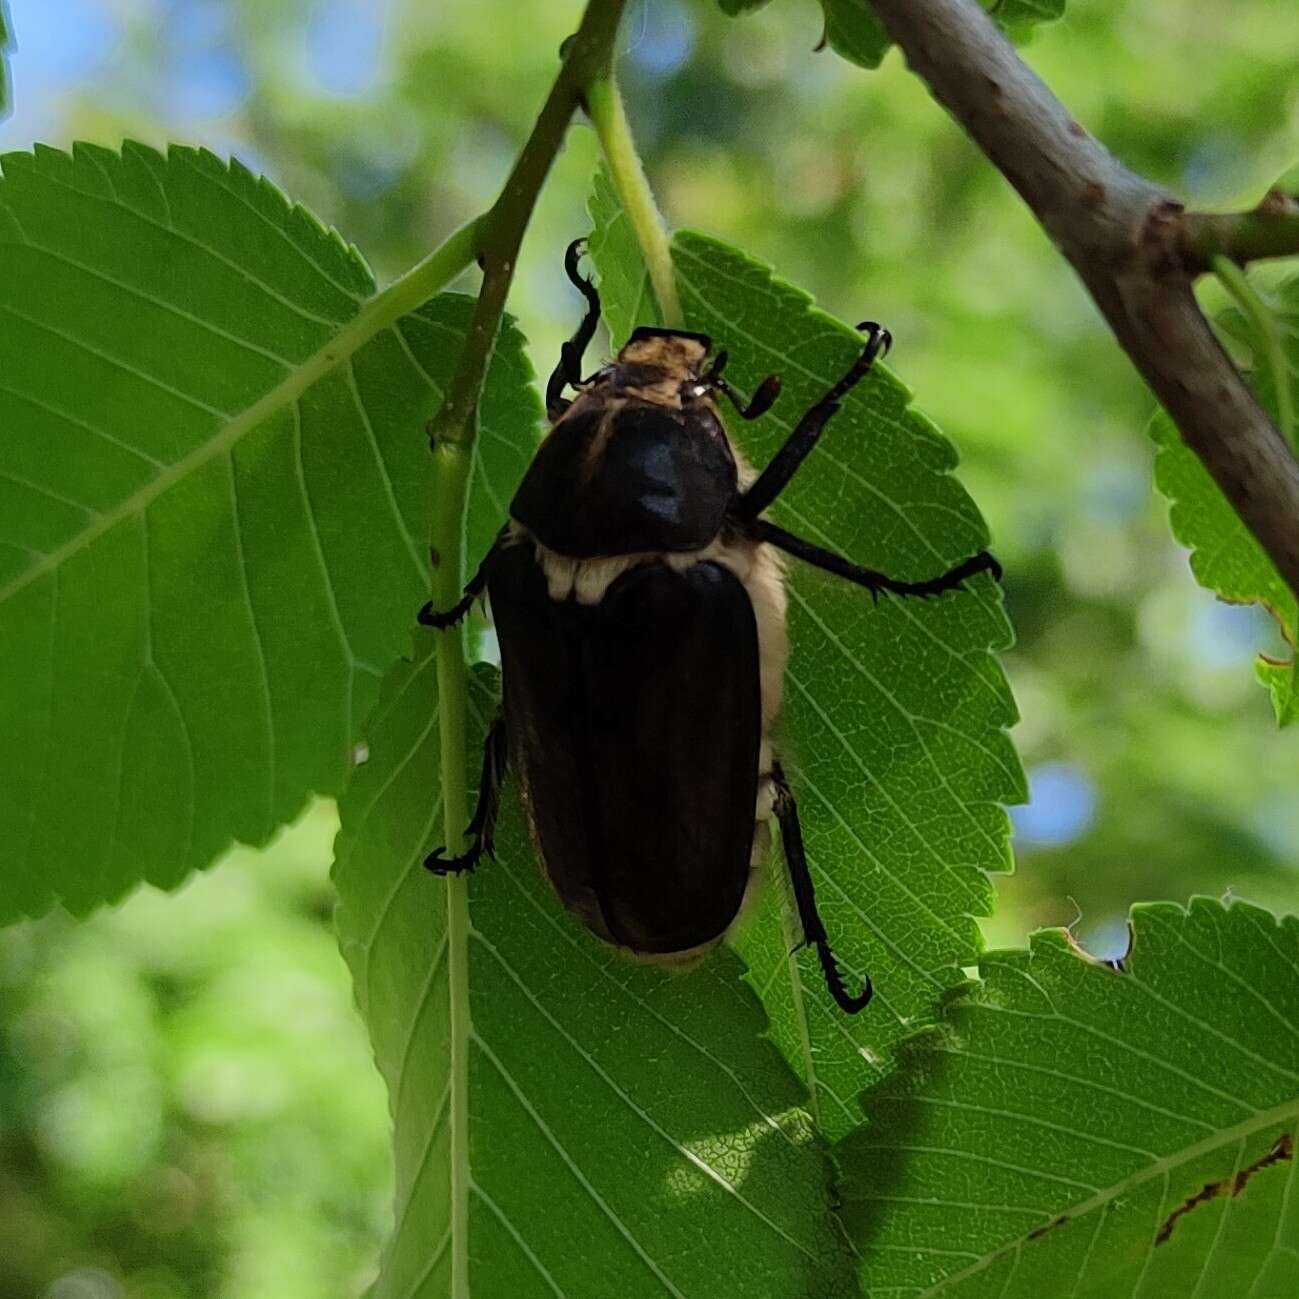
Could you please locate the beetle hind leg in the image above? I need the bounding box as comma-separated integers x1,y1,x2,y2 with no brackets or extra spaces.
545,238,602,420
771,764,872,1014
417,580,484,632
425,716,509,876
416,528,509,632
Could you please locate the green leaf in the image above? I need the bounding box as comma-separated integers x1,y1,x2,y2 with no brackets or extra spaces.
1257,658,1299,727
0,142,525,922
716,0,1066,72
586,164,661,348
819,0,891,71
989,0,1068,39
840,899,1299,1296
671,230,1022,1140
333,661,860,1299
1150,272,1299,727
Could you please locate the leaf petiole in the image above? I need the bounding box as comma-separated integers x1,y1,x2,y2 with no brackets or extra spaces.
1211,257,1296,451
585,71,685,328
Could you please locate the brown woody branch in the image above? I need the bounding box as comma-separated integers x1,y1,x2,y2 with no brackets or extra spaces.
865,0,1299,602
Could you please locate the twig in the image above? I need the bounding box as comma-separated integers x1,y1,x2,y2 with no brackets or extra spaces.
864,0,1299,604
1184,191,1299,273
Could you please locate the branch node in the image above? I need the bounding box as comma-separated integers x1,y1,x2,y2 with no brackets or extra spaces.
1258,187,1299,219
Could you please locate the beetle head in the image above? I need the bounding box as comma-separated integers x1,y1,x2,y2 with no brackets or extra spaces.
596,325,781,423
601,326,716,409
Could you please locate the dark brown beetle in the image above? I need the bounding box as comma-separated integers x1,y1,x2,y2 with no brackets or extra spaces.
419,241,1000,1012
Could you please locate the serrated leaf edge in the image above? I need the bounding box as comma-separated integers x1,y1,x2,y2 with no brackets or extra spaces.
859,897,1299,1296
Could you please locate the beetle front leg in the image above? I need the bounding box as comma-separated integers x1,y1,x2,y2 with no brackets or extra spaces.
416,563,488,631
752,519,1001,603
417,529,509,630
770,763,872,1015
425,716,510,875
545,238,602,420
734,321,891,521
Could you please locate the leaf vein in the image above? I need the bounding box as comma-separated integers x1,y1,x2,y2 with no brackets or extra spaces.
469,1179,571,1298
0,381,165,468
472,1031,687,1298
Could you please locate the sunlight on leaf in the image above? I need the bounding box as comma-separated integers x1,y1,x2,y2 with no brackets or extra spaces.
333,664,859,1299
841,899,1299,1297
0,143,521,920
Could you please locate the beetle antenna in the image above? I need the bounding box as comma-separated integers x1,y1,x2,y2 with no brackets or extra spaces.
706,351,782,421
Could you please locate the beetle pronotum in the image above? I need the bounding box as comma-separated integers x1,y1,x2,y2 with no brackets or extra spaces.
419,240,1001,1014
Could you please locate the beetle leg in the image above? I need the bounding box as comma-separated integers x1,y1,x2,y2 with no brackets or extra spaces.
417,530,508,630
425,716,510,875
545,238,602,420
770,763,872,1014
417,565,488,631
752,519,1002,603
734,321,891,520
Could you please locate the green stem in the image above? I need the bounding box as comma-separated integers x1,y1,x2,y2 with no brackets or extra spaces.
585,71,684,328
1213,255,1297,451
771,862,823,1132
430,438,474,1299
431,442,474,859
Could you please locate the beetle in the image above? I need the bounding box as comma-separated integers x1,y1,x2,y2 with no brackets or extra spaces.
417,239,1001,1014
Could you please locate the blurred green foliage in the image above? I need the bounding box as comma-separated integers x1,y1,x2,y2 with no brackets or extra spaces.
0,807,388,1299
1,0,1298,1294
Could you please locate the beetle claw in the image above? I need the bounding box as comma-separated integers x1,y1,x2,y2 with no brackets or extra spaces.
817,941,873,1014
424,844,481,875
854,320,893,360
